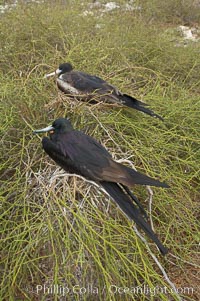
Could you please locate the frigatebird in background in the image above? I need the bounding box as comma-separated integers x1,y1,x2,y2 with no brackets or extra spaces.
45,63,164,121
34,118,169,255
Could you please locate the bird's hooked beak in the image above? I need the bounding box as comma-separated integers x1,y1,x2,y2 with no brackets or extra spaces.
44,68,61,79
33,125,55,134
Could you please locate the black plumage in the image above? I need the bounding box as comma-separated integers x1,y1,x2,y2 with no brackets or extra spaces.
45,63,164,120
34,118,169,255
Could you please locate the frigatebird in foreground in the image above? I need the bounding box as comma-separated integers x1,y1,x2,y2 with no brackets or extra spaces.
45,63,163,120
34,118,169,255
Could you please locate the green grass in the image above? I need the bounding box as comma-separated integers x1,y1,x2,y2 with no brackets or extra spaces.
0,1,199,300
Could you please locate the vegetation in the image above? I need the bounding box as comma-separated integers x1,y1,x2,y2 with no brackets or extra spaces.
0,0,199,300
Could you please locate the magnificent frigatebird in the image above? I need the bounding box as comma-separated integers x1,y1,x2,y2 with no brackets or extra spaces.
45,63,163,120
34,118,169,254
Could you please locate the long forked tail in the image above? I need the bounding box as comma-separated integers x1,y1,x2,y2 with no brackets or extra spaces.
101,181,168,255
120,94,164,121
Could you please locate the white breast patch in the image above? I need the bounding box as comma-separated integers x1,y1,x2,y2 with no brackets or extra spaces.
57,76,79,95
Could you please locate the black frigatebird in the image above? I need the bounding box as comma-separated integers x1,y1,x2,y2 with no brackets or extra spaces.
34,118,169,255
45,63,164,121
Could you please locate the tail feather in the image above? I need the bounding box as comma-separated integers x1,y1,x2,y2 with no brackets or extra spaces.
121,94,164,121
121,184,148,220
120,164,170,188
101,181,168,255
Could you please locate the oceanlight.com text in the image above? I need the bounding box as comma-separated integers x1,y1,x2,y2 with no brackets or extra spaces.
32,284,195,297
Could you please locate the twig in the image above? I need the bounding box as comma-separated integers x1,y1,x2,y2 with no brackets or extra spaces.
48,172,100,189
68,197,86,233
88,108,122,152
24,63,51,84
169,253,200,269
146,185,154,231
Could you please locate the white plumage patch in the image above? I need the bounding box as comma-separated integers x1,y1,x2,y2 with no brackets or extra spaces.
57,76,79,95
